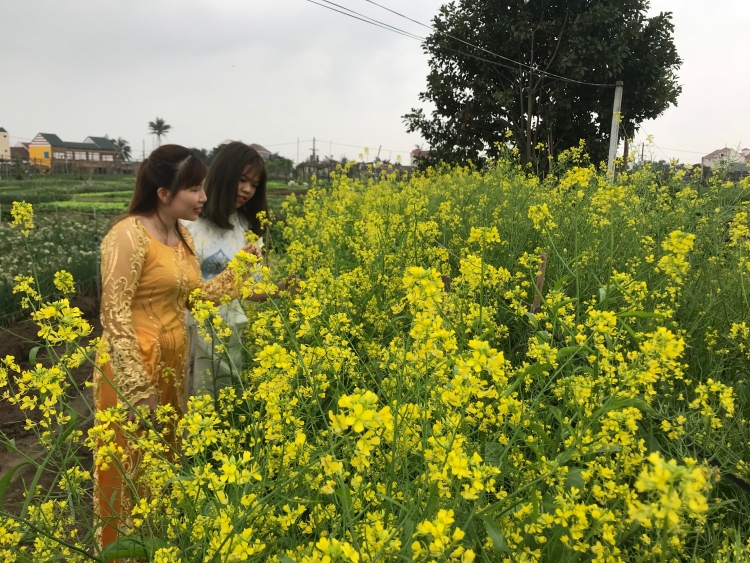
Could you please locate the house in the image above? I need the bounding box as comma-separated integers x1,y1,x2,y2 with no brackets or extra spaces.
29,132,117,169
0,128,10,161
411,148,430,166
11,142,29,162
701,147,746,169
219,140,272,160
296,156,338,181
249,144,272,160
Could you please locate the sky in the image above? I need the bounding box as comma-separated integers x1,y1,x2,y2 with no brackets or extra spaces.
1,0,748,166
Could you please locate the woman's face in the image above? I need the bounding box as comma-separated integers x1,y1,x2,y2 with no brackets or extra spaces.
161,183,207,221
236,164,261,209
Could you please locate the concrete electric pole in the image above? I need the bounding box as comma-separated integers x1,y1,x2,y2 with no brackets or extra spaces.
607,81,624,178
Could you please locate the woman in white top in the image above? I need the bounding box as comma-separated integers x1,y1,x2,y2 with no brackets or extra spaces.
183,142,282,398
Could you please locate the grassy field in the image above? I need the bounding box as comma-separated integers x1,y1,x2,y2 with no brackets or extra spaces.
0,175,305,317
0,176,303,211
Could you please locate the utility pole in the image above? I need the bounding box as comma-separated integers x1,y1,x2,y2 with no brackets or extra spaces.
376,145,382,161
641,143,645,166
311,137,317,162
142,139,145,161
607,81,624,178
297,138,299,165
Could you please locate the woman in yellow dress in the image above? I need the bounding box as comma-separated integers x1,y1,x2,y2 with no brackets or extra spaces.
94,144,251,549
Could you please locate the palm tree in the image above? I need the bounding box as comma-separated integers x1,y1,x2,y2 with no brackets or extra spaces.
148,117,172,146
114,138,132,161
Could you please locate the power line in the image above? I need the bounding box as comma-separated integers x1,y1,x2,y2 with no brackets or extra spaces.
319,0,424,40
271,138,414,155
307,0,423,41
306,2,533,77
315,0,614,88
651,145,706,156
328,140,413,154
264,139,314,147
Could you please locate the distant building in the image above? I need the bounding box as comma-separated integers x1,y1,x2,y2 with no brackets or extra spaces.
249,143,272,160
0,128,10,161
411,149,431,166
11,142,29,162
701,147,750,181
29,133,117,169
297,156,338,180
701,147,746,169
219,140,272,160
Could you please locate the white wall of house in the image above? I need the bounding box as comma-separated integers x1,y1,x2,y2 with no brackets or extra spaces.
0,129,10,161
702,148,744,168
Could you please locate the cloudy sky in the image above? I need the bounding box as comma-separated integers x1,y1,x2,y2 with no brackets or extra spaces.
1,0,748,165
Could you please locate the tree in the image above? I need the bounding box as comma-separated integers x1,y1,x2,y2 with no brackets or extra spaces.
206,144,227,166
404,0,682,167
113,137,132,161
190,148,209,163
148,117,172,146
266,152,295,180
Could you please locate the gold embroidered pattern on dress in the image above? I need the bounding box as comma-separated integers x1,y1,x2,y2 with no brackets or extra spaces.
94,217,242,551
99,218,155,405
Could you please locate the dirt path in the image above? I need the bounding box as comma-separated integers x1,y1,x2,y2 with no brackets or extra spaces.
0,296,101,511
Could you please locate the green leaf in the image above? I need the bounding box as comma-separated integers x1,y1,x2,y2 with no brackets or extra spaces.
336,484,353,514
555,346,581,361
564,468,585,492
553,275,574,292
100,536,169,561
279,557,297,563
481,515,509,553
100,538,147,561
403,518,415,557
616,311,664,319
529,422,555,447
425,483,440,516
524,312,539,329
483,441,505,467
61,409,79,442
598,396,659,418
28,346,41,365
0,462,31,509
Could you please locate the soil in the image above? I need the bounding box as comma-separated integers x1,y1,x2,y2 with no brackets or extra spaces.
0,296,101,513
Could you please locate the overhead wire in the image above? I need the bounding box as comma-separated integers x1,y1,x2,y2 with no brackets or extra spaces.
318,0,425,40
307,2,536,77
307,0,424,41
307,0,615,87
361,0,612,87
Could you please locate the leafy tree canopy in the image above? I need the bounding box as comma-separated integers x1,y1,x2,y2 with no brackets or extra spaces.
404,0,682,167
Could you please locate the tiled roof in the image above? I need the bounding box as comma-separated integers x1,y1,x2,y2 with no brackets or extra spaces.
0,127,7,133
33,132,116,151
38,133,66,146
86,136,117,151
250,143,271,155
703,148,734,159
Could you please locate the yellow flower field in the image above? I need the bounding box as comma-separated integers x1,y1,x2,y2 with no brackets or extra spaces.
2,148,750,562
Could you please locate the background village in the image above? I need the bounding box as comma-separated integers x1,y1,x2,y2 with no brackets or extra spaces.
0,122,428,183
1,124,749,183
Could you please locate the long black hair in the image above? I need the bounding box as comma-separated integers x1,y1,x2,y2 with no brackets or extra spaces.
124,144,207,253
201,142,268,236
